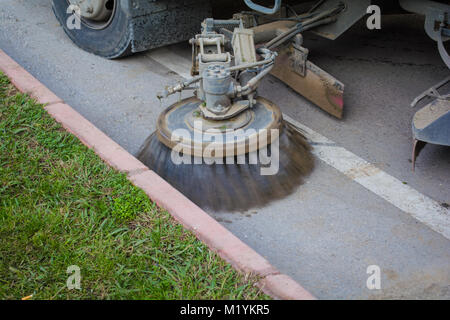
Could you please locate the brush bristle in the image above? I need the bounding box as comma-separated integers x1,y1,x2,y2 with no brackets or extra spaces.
137,122,314,212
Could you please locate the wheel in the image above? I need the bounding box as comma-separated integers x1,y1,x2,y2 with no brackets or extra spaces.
52,0,132,59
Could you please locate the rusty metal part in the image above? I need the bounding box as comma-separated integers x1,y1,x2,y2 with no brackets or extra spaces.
270,44,344,118
251,20,345,118
291,38,309,77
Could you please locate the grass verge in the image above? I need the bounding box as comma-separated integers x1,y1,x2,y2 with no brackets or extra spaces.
0,73,269,300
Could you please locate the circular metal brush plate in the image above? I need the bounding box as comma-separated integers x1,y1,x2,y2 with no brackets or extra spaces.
156,96,283,157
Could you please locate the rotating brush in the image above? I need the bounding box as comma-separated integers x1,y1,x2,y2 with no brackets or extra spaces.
137,19,314,212
137,98,313,212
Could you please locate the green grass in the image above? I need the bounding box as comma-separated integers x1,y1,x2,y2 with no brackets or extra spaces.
0,73,269,300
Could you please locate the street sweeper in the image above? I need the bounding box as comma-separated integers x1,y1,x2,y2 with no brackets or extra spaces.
53,0,449,196
137,18,314,211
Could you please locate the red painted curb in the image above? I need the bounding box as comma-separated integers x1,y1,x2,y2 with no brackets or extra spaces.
258,274,316,300
129,170,278,277
0,52,62,106
0,49,315,300
45,103,148,174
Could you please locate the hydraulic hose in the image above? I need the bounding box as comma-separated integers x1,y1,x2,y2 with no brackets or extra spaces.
157,76,202,99
226,48,277,72
239,62,274,96
265,2,344,50
244,0,282,15
266,15,338,49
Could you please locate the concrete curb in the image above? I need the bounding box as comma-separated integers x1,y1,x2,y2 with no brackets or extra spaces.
0,49,315,300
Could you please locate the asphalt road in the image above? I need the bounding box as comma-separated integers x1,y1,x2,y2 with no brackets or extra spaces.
1,0,449,299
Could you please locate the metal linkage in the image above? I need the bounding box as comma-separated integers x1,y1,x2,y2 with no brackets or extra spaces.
411,77,450,108
265,1,345,50
158,19,277,119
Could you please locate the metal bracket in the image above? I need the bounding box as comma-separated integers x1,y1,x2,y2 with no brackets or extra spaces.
190,33,231,76
289,34,309,77
232,13,258,29
271,44,345,118
291,43,309,77
199,100,250,120
411,76,450,107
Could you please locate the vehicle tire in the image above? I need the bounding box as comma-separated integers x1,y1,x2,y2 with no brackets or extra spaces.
52,0,132,59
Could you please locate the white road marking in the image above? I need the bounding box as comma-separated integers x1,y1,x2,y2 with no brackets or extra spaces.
147,49,450,240
285,115,450,240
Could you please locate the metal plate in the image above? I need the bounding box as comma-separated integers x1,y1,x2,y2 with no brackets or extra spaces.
271,45,345,118
413,98,450,146
156,96,283,157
